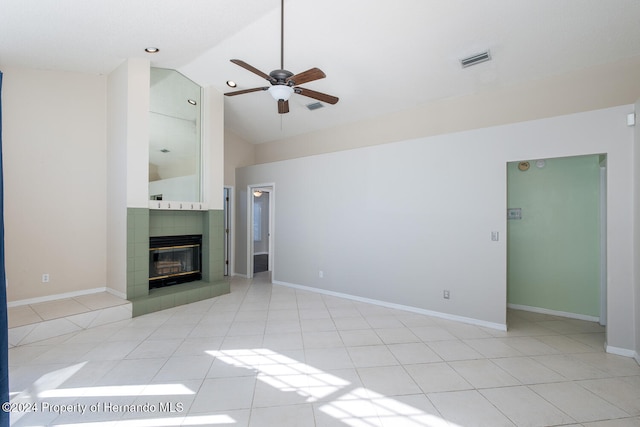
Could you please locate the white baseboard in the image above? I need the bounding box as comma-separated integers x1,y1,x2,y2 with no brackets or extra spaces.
8,287,123,307
106,288,127,300
508,305,638,362
507,303,600,322
273,280,507,331
605,344,638,359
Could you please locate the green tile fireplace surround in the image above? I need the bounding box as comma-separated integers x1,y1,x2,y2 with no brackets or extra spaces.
127,208,229,317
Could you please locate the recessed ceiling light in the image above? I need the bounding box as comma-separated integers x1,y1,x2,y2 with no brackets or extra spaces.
187,99,197,106
160,148,170,153
226,80,237,88
145,47,159,54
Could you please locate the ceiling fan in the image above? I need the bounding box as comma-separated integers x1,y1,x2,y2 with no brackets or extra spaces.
224,0,339,114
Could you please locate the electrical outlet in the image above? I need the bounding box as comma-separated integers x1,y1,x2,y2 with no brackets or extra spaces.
443,290,450,299
42,274,50,283
491,231,499,241
319,270,324,279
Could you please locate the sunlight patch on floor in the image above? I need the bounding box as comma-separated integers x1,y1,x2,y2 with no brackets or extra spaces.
53,414,236,426
320,388,454,427
39,383,195,398
11,348,459,426
208,348,459,427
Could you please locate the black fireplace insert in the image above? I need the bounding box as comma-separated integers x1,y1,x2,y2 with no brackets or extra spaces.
149,235,202,289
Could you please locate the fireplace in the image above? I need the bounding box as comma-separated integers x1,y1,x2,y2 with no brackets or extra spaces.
149,235,202,289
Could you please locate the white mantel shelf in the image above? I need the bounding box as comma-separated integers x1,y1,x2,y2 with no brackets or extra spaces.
148,201,208,211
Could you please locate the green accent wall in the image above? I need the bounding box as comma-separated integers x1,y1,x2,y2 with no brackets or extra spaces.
126,208,229,317
507,155,601,317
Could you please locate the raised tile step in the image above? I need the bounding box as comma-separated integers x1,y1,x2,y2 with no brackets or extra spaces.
7,292,132,347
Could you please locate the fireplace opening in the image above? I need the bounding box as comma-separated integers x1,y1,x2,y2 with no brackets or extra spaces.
149,235,202,289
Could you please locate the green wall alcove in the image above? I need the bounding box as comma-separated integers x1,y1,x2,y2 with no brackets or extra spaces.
507,154,603,318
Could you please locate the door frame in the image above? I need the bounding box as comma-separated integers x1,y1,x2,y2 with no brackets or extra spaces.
247,183,275,279
223,186,233,276
599,165,607,326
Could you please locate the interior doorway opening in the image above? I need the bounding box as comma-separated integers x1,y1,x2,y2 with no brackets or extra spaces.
248,184,274,279
506,154,607,327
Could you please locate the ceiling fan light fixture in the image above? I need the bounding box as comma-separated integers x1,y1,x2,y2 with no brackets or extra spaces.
268,85,294,101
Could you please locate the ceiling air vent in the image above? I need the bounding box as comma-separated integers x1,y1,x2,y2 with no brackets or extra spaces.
460,50,491,68
306,102,324,111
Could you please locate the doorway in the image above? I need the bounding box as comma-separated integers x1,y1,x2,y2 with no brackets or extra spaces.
248,184,274,279
506,154,606,323
223,187,232,276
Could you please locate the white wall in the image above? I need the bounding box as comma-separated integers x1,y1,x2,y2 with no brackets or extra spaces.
236,106,635,351
125,60,151,209
202,87,225,209
106,61,129,298
224,129,255,187
255,56,640,164
106,59,150,297
634,99,640,363
2,66,108,301
149,175,199,202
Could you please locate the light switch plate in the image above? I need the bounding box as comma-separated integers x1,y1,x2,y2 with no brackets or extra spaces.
507,208,522,220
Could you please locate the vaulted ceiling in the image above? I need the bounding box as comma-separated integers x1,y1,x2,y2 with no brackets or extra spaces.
2,0,640,144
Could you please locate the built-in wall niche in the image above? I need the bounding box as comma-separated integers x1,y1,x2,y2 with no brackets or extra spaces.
149,68,202,202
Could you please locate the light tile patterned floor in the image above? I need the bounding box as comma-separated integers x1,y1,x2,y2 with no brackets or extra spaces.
7,293,132,348
8,273,640,426
8,292,129,328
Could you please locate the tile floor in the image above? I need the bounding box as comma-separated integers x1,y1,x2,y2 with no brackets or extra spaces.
7,273,640,426
7,293,132,348
8,293,130,328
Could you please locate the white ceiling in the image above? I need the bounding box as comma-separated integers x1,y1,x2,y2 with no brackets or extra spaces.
2,0,640,144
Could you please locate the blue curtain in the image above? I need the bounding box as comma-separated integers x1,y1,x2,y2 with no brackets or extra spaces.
0,70,8,427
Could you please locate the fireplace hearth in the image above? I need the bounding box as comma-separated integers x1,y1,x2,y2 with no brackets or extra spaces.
149,235,202,289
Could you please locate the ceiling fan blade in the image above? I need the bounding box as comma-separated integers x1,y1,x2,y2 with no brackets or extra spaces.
224,87,268,96
294,87,339,105
230,59,274,82
278,99,290,114
286,67,326,86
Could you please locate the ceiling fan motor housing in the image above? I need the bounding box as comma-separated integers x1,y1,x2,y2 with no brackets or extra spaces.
269,69,294,85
